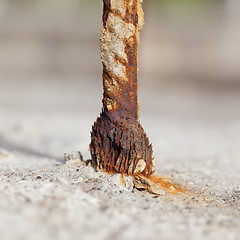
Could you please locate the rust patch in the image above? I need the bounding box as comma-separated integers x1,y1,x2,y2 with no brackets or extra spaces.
103,0,110,25
114,54,127,66
107,25,115,34
124,3,138,26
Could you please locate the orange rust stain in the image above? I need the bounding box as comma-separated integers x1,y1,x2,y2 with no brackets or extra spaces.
120,174,124,184
133,173,189,196
149,175,187,195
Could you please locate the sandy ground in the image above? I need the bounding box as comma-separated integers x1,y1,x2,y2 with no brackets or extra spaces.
0,75,240,240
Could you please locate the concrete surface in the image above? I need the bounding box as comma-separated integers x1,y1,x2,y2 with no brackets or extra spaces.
0,76,240,240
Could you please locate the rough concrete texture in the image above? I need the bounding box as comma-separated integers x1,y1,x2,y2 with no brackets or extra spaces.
0,77,240,240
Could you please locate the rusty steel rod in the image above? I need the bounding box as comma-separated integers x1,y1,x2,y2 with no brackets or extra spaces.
90,0,155,177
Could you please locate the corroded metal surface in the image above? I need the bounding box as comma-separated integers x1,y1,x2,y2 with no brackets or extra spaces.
90,0,154,177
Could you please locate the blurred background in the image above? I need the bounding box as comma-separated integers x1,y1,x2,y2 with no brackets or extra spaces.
1,0,240,81
0,0,240,169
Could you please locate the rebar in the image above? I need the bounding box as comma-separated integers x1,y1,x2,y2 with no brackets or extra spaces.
90,0,154,177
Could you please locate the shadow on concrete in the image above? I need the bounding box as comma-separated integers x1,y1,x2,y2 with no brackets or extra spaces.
0,136,64,163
